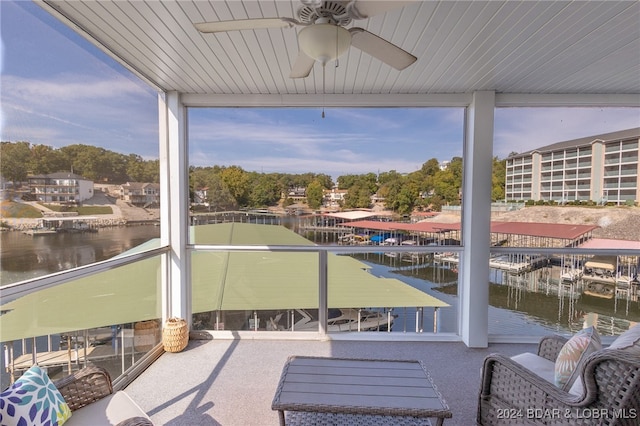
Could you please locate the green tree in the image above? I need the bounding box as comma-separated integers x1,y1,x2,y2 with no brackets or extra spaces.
207,174,237,211
29,144,67,175
249,174,280,207
492,156,506,201
420,158,441,176
396,181,420,214
306,180,324,210
343,182,372,209
219,166,250,206
378,170,403,186
380,177,404,212
0,141,31,186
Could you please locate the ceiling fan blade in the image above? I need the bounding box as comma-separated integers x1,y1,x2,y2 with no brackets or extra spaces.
349,28,416,70
195,18,299,33
348,1,416,19
290,51,316,78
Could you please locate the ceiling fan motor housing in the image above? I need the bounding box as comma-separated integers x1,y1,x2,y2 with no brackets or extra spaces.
297,1,352,26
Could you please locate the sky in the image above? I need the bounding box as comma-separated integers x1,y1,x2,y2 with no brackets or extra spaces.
2,1,639,180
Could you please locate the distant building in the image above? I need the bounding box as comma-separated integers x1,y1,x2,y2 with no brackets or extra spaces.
193,187,209,205
28,172,93,203
323,188,348,207
120,182,160,207
505,128,640,205
285,186,306,202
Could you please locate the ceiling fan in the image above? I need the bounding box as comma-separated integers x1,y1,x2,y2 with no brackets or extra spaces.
195,0,417,79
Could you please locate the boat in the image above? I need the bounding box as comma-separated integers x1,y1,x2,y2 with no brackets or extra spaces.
560,269,582,283
582,256,617,299
23,227,58,236
269,308,394,332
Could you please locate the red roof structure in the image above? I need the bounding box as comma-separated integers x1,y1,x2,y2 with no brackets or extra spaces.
338,220,460,233
490,222,599,240
338,220,599,246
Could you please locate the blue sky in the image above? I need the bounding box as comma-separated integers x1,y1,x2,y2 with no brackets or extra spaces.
2,1,639,179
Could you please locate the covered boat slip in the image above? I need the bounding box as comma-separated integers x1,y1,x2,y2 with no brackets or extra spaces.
191,223,449,329
1,223,447,350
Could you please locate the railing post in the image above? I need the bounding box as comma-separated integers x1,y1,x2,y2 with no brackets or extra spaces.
318,250,328,335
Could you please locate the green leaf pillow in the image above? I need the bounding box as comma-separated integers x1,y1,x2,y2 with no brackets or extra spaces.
0,365,72,426
554,326,601,391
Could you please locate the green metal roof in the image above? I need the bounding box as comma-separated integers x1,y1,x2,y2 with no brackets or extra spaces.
1,223,447,341
0,256,162,342
192,223,448,312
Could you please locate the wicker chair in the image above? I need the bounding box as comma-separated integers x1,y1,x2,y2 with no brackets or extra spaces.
53,365,154,426
477,335,640,426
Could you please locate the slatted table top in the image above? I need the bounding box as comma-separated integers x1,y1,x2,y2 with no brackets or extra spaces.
272,356,452,424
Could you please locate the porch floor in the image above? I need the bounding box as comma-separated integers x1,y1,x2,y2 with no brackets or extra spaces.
125,337,536,426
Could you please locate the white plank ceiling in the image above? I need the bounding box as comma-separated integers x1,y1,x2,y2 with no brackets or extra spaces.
40,0,640,96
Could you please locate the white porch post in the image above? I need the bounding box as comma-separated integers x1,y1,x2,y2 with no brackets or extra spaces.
460,91,494,347
159,91,190,325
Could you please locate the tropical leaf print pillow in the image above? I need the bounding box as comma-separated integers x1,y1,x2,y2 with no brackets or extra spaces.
554,326,601,390
0,365,72,426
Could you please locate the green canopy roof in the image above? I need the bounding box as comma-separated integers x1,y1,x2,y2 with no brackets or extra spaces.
1,223,447,341
0,255,162,342
191,223,448,312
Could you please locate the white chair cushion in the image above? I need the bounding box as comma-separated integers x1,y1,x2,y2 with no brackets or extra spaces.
608,323,640,356
510,352,556,384
64,391,150,426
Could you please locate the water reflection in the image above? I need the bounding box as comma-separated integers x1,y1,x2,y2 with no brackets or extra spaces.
0,226,160,284
353,251,639,336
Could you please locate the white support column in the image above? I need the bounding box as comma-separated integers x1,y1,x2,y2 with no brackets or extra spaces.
460,91,495,348
159,91,190,325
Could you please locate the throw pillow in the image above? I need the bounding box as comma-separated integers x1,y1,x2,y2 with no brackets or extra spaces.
0,365,72,426
554,326,601,391
608,323,640,356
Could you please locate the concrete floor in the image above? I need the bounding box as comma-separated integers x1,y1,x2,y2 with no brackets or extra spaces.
125,337,536,426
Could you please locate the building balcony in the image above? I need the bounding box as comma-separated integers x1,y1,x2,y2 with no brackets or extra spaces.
123,337,536,425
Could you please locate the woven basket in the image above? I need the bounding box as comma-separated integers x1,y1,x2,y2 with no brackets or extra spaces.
162,317,188,352
134,320,161,352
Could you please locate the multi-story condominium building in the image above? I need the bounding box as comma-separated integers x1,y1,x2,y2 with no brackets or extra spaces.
28,172,94,203
505,128,640,205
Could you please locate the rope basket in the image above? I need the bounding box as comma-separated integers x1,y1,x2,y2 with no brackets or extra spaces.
162,317,188,353
134,319,161,352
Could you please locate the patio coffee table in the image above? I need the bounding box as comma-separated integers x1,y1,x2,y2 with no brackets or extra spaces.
271,356,452,426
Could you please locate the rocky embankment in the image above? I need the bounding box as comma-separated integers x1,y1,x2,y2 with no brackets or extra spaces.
424,206,640,241
1,189,159,231
493,206,640,241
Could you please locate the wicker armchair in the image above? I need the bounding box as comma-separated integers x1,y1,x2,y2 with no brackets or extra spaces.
477,335,640,426
53,365,154,426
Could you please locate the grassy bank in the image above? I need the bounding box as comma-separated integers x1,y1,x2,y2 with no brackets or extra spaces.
0,201,43,219
41,204,113,215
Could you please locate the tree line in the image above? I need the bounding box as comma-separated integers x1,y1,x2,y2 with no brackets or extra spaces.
1,141,506,213
1,141,159,185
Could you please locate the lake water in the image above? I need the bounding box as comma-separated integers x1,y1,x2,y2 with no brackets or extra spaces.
0,225,160,285
1,223,637,337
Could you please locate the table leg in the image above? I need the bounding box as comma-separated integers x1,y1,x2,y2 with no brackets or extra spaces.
278,410,286,426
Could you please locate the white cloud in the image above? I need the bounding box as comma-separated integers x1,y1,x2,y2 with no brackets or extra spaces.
1,74,158,154
494,108,640,158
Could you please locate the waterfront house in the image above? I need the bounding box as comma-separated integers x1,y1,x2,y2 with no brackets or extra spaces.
120,182,161,207
192,187,209,206
27,172,93,204
323,188,348,207
2,2,639,424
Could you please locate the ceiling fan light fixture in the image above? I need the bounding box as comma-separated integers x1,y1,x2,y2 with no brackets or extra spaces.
298,23,351,65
